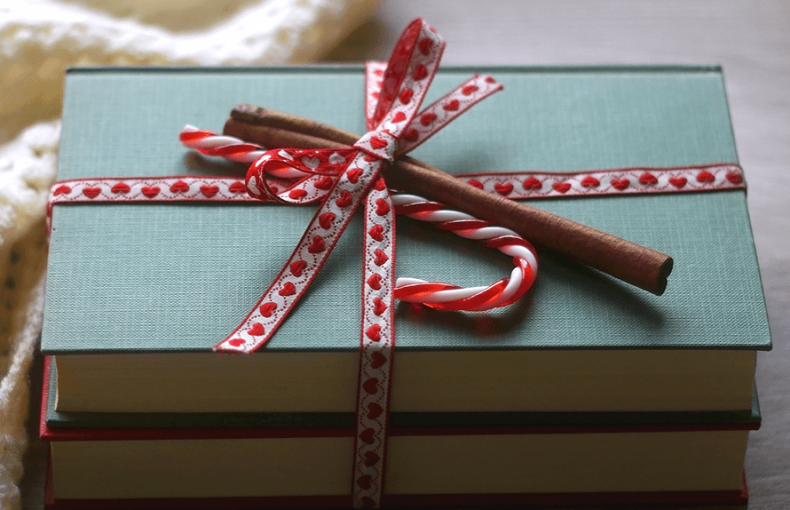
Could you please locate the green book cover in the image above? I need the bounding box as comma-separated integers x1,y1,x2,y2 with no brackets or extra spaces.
40,66,771,415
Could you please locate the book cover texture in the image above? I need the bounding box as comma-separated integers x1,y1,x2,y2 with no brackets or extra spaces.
42,66,771,353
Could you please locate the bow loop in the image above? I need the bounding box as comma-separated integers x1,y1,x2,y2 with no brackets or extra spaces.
370,19,446,134
395,74,504,155
245,147,356,204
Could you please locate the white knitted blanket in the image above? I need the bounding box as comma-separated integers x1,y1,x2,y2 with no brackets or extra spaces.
0,1,377,507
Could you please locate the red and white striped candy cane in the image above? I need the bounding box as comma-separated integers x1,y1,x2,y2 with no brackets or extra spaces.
180,127,538,312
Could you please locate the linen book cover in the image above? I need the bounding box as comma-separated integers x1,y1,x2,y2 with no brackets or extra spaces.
41,65,771,416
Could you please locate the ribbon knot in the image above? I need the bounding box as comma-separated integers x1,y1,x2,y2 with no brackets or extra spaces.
354,131,398,162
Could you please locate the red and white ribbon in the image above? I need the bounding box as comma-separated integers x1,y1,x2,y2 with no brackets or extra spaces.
459,164,746,199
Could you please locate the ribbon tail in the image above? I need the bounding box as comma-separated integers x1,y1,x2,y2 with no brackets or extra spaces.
216,152,384,354
351,177,396,508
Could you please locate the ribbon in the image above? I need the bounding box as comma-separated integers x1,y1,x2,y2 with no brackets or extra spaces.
205,19,504,506
217,20,504,355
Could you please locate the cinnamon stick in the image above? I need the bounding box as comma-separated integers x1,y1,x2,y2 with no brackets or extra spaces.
226,104,673,296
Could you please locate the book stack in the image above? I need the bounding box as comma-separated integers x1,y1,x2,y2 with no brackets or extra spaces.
40,64,771,509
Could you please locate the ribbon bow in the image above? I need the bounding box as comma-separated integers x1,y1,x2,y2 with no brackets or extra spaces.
217,19,507,354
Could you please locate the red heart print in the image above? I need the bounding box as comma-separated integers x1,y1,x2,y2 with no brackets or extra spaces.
170,181,189,193
53,185,72,195
141,186,160,198
374,178,386,191
413,64,428,81
696,171,715,183
611,178,630,190
356,474,373,489
229,181,246,193
319,212,335,230
669,176,687,188
553,182,571,193
200,185,219,198
364,154,377,162
366,324,381,341
392,111,407,123
367,274,382,290
485,76,496,83
308,236,325,254
111,183,130,194
418,38,432,55
289,189,307,200
336,190,352,208
82,187,101,199
370,351,387,369
315,176,333,190
368,225,384,242
367,402,383,420
259,302,276,317
375,198,390,216
373,69,383,76
362,377,379,395
374,249,388,266
403,129,419,142
462,84,479,96
372,297,387,316
443,99,460,111
468,179,483,189
370,137,388,150
639,172,658,185
247,323,265,336
279,282,296,296
523,177,542,190
399,88,414,104
290,260,307,277
228,338,246,347
364,451,381,467
371,92,379,100
580,176,600,188
494,182,513,195
726,171,743,184
420,112,437,126
347,168,363,184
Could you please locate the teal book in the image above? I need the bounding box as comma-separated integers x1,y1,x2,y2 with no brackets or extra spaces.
41,65,771,416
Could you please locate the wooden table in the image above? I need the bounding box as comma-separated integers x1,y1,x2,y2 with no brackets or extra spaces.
22,1,789,508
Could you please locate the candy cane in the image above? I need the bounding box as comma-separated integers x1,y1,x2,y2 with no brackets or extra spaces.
180,127,538,311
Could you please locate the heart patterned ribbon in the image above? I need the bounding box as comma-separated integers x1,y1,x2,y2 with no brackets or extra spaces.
216,20,503,354
210,19,502,507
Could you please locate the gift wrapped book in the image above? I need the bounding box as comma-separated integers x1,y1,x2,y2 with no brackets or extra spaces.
40,19,769,510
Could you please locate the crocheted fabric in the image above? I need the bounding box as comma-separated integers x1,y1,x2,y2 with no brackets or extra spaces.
0,1,377,508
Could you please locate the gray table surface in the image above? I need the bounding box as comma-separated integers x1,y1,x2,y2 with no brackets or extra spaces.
22,1,789,509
